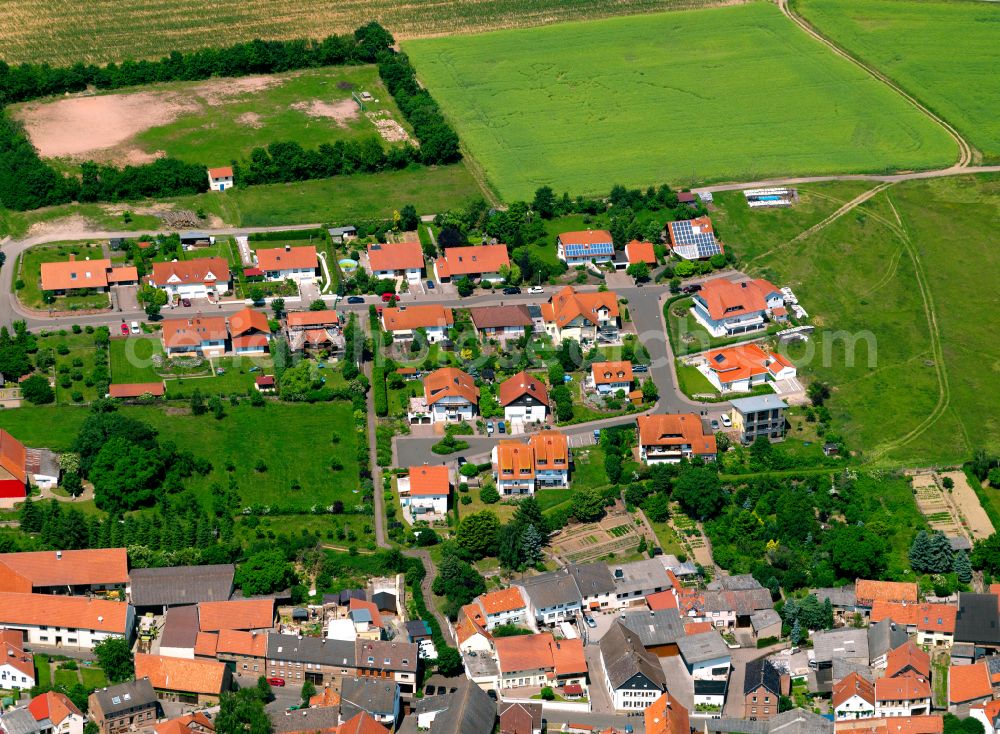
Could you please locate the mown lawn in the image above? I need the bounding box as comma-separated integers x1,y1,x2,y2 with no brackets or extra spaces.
110,336,164,384
405,2,956,200
13,242,110,310
34,330,105,404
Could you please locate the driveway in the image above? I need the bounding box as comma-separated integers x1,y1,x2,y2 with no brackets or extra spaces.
113,284,139,313
583,644,615,715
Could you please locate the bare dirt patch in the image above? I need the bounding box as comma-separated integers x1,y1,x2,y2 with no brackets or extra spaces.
941,470,995,540
366,110,417,145
291,99,359,127
191,75,281,105
237,112,263,128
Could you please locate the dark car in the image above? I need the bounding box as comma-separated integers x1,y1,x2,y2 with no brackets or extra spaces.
682,284,702,294
427,280,435,289
181,298,192,307
346,296,365,304
502,286,521,295
487,690,498,701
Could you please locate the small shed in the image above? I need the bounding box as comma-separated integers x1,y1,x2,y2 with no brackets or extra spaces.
291,607,310,622
327,226,357,244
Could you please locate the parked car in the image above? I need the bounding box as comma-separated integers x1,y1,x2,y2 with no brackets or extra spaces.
682,284,702,294
119,323,129,336
721,414,732,428
426,280,435,289
347,296,365,304
181,298,191,307
487,422,494,436
527,286,544,294
267,678,285,687
711,419,720,430
633,364,649,373
381,292,394,302
584,616,597,629
503,286,521,295
593,429,601,441
130,321,141,334
456,456,469,467
498,422,506,434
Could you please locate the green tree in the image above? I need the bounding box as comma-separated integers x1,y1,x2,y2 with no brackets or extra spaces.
626,261,650,282
309,299,327,311
93,637,134,683
19,496,42,533
190,389,206,416
255,675,272,703
271,298,286,318
435,646,463,677
432,551,486,614
989,467,1000,488
826,524,888,579
235,550,297,596
497,521,525,570
144,302,161,320
673,466,725,519
640,377,659,403
532,186,556,218
642,493,671,523
248,285,265,303
954,551,972,583
456,511,501,559
480,486,500,504
62,472,83,497
455,278,474,297
300,680,316,705
807,381,831,406
520,523,544,567
399,204,419,231
216,688,272,734
572,487,606,523
512,496,547,538
21,374,54,404
674,260,695,278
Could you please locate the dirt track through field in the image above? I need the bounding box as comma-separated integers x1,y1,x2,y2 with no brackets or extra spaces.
941,470,994,540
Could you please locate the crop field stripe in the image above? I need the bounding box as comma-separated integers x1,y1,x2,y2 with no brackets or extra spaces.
404,2,957,200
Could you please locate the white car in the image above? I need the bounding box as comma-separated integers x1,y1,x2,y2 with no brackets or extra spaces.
528,286,544,294
130,321,141,335
720,414,732,428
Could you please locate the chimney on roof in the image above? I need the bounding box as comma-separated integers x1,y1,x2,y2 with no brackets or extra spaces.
68,255,76,262
56,550,62,560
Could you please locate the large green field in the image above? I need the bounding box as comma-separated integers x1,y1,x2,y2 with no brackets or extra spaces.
714,173,1000,466
404,2,957,200
795,0,1000,163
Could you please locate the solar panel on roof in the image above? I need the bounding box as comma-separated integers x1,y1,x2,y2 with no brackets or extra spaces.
670,220,721,259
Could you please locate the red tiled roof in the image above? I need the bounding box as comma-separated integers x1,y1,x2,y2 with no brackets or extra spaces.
559,230,612,246
155,712,215,734
591,360,633,386
337,712,390,734
647,590,678,611
495,440,534,479
215,630,266,658
229,307,271,337
309,687,341,709
231,334,269,350
495,632,585,676
349,597,384,628
109,382,165,398
0,549,127,590
28,691,82,726
107,266,139,283
423,367,478,406
856,580,918,607
875,672,930,703
469,305,532,330
684,622,713,635
949,661,992,704
626,240,657,265
836,717,943,734
287,310,339,329
436,245,510,278
0,430,27,485
885,641,930,679
381,304,453,332
542,286,619,329
41,257,111,291
529,431,568,470
161,316,228,348
0,629,34,681
367,241,424,272
456,609,491,646
150,258,228,287
833,672,875,710
703,343,794,385
135,653,228,696
478,588,526,615
695,276,780,321
193,632,218,658
646,692,690,734
498,371,548,406
208,166,233,178
0,592,127,632
255,375,275,387
199,598,274,632
256,245,317,272
407,465,450,496
637,413,716,455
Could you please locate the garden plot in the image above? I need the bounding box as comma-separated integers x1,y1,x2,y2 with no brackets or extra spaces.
911,472,962,536
909,470,994,542
550,511,645,564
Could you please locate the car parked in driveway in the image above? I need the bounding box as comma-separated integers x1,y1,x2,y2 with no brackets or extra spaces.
426,280,435,289
711,419,720,430
721,414,732,428
381,293,394,302
181,298,191,307
130,321,141,334
347,296,365,304
487,422,494,436
267,678,285,687
120,323,129,336
498,422,506,434
584,616,597,629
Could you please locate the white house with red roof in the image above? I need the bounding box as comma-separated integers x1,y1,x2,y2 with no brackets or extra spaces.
433,245,510,283
698,344,796,394
691,277,785,337
27,691,85,734
207,166,233,192
557,230,615,265
366,242,425,281
256,245,318,282
0,629,34,691
398,465,450,517
471,587,530,630
150,258,230,300
0,430,27,500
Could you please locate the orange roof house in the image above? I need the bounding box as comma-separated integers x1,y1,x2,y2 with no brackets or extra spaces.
701,343,795,391
0,629,35,681
381,305,453,334
478,588,527,617
107,265,139,284
0,592,128,634
423,367,478,406
495,441,535,480
456,608,492,649
559,230,613,247
494,632,586,678
591,360,633,388
885,641,930,679
646,692,690,734
647,590,679,611
0,429,27,498
434,245,510,280
528,430,568,470
542,286,620,329
215,629,266,659
27,691,83,729
150,258,229,288
40,256,112,292
836,717,943,734
336,712,390,734
135,653,230,698
193,632,218,658
155,711,215,734
498,371,549,407
367,241,425,274
637,414,717,463
208,166,233,179
256,245,318,273
349,597,384,628
856,580,919,608
0,548,128,593
161,316,228,353
694,277,781,322
949,661,992,705
286,310,340,330
833,672,875,711
626,240,657,266
406,465,450,496
198,598,275,632
875,672,930,704
229,308,271,338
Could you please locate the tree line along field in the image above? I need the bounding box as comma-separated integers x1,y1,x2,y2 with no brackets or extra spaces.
1,0,719,65
403,2,957,201
795,0,1000,164
8,67,413,171
711,173,1000,467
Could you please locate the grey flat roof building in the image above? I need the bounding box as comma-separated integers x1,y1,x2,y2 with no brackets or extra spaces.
678,631,730,665
810,587,857,609
619,609,685,647
271,707,343,734
339,677,398,719
568,563,616,599
703,709,832,734
413,679,496,734
813,628,869,664
729,395,788,414
130,564,234,608
955,593,1000,646
611,559,672,597
90,679,157,716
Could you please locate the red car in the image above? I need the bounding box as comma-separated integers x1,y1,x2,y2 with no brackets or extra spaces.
267,678,285,687
381,293,394,303
120,323,129,336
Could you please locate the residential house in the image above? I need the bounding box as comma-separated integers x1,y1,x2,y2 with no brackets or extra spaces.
398,465,450,517
434,245,510,283
646,693,690,734
954,593,1000,654
499,702,542,734
469,305,533,342
473,587,529,630
207,166,233,191
270,708,341,734
568,562,617,612
494,633,588,693
885,642,930,680
40,256,111,295
0,592,131,649
354,639,418,695
556,230,615,265
327,226,357,244
970,699,1000,734
666,217,724,261
948,661,992,710
420,368,478,424
690,277,783,337
812,628,871,694
134,653,231,706
210,630,267,675
529,431,570,489
256,245,318,282
88,679,158,734
835,717,943,734
745,658,783,720
199,598,275,632
492,431,570,495
517,569,583,625
812,587,860,624
266,633,356,688
750,609,783,642
730,395,789,444
366,241,424,280
875,674,931,718
150,258,230,299
599,621,667,711
834,673,877,721
626,240,657,268
0,430,27,499
869,619,910,670
541,286,620,346
0,548,128,594
0,630,33,691
159,605,200,659
229,307,272,355
339,677,400,727
455,606,493,655
154,712,214,734
129,564,235,613
380,305,453,343
348,598,385,641
699,344,796,394
413,679,496,734
590,360,633,395
855,581,919,614
498,371,549,424
25,691,85,734
618,609,686,657
637,413,717,464
609,559,672,609
161,316,228,357
678,631,731,706
285,310,343,354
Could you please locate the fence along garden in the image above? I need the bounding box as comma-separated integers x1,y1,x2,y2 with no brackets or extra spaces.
0,22,461,211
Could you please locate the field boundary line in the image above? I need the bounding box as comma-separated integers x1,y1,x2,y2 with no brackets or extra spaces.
781,0,973,167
